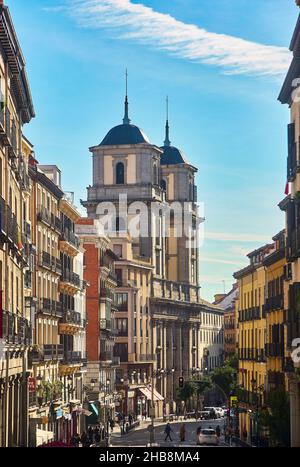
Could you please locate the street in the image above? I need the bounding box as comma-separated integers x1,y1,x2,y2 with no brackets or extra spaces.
111,419,229,447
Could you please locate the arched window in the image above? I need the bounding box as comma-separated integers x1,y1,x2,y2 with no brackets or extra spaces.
116,162,125,185
160,179,167,192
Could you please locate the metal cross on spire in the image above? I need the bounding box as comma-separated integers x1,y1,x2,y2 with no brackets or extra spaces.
164,95,171,147
123,68,131,125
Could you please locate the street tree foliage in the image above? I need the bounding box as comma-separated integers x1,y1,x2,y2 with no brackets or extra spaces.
210,363,236,398
260,388,290,447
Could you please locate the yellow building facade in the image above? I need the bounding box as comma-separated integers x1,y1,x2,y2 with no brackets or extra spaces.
0,3,35,447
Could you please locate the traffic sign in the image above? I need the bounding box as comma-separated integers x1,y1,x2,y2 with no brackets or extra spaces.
230,396,238,408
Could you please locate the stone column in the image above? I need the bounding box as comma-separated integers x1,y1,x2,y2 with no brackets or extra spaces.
166,324,173,405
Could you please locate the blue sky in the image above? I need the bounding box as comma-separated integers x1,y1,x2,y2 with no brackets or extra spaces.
6,0,298,301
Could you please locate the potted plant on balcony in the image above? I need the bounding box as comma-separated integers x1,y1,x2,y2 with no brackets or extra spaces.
52,380,63,400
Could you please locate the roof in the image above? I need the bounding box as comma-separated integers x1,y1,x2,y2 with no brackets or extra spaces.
0,5,35,122
99,123,150,146
278,14,300,105
160,145,188,165
215,286,238,311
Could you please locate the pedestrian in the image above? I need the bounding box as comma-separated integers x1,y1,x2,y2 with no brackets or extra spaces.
179,424,186,443
128,414,133,427
196,425,202,436
216,425,221,439
80,431,90,448
94,428,101,447
87,425,93,442
110,418,115,432
164,423,173,442
70,433,80,447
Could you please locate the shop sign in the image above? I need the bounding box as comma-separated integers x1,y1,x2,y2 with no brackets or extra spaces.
28,378,36,392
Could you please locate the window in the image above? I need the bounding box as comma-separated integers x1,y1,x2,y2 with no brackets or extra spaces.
116,318,128,336
116,162,125,184
113,343,128,362
115,292,128,311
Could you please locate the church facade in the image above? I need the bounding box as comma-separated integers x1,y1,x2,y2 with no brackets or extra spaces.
82,93,224,416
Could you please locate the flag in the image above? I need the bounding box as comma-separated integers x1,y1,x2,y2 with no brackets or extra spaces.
285,182,290,196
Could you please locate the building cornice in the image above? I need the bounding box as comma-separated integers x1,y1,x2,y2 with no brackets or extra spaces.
0,5,35,122
29,166,64,199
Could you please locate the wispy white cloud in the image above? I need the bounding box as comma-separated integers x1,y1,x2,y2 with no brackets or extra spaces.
52,0,291,77
205,231,271,243
201,256,246,267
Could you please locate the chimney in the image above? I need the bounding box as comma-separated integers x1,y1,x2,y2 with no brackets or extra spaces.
214,293,226,304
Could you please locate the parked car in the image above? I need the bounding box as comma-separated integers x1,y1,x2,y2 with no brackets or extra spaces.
198,410,211,420
203,407,221,419
214,407,225,418
197,428,219,446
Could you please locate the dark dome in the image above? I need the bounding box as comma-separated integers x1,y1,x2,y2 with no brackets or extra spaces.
160,145,187,165
100,124,150,146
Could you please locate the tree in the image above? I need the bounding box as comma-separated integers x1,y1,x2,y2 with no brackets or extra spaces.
226,354,238,371
177,381,197,413
210,365,235,399
260,388,290,447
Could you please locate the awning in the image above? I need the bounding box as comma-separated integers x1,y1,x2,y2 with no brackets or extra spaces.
138,387,164,401
138,387,152,400
90,403,99,416
152,388,164,402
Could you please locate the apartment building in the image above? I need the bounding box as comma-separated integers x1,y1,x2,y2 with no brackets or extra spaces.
76,218,119,426
27,163,86,446
0,2,35,447
234,233,287,446
234,244,271,445
278,11,300,447
214,285,238,359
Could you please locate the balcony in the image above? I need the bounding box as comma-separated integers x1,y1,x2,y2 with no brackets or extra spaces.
43,344,64,361
59,310,81,335
60,269,81,294
100,351,113,362
152,278,201,305
238,307,261,322
100,318,112,331
37,206,61,233
2,311,32,346
37,206,52,226
0,107,11,147
39,299,63,318
137,353,156,363
59,228,80,256
63,350,85,364
112,356,121,366
264,295,284,313
0,196,21,250
265,342,284,358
